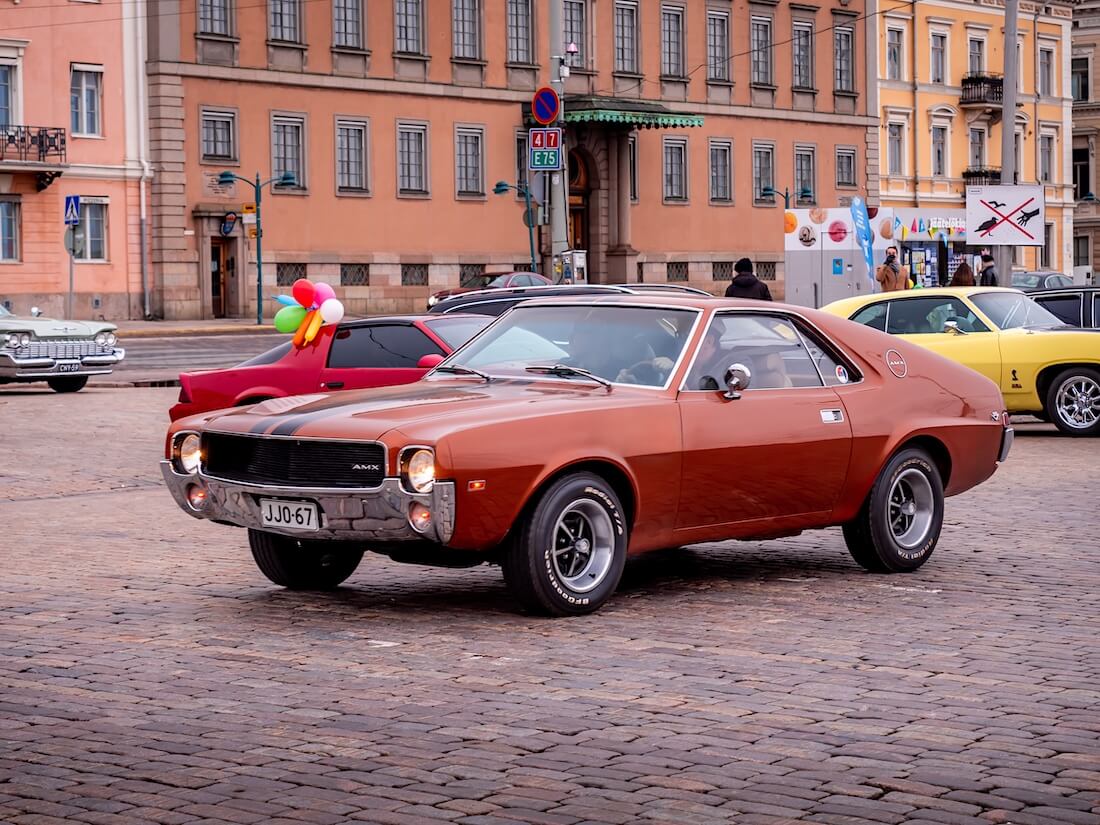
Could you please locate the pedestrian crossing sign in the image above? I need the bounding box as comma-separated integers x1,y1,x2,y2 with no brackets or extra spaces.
64,196,81,226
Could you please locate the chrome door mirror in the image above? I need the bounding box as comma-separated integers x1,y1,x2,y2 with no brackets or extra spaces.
943,320,967,335
30,306,42,317
723,363,752,400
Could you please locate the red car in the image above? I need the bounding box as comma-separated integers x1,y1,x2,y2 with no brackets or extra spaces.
426,271,551,309
169,313,489,421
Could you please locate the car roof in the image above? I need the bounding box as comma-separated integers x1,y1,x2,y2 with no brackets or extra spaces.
1028,285,1094,293
514,292,802,312
823,286,1027,315
340,312,481,327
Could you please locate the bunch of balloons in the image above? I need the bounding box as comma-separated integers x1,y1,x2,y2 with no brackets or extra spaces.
273,279,346,347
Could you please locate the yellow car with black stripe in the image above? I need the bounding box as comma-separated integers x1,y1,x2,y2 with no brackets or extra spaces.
824,287,1100,436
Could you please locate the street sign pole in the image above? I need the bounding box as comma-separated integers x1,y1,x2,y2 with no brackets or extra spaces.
254,172,264,326
522,183,537,274
68,249,74,320
996,0,1020,283
548,1,568,277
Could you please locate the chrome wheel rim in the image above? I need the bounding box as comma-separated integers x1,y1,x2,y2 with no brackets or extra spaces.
551,499,614,594
1055,375,1100,430
888,468,935,550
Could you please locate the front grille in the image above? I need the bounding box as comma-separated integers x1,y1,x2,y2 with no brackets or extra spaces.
202,432,386,489
22,339,111,359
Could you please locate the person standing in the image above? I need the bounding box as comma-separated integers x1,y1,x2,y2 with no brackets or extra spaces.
978,254,999,286
724,258,773,300
875,246,910,292
950,261,976,287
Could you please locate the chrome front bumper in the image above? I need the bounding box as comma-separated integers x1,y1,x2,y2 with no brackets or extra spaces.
998,426,1014,464
0,347,125,379
160,461,456,545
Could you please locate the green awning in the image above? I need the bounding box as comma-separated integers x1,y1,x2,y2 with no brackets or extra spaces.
563,108,704,129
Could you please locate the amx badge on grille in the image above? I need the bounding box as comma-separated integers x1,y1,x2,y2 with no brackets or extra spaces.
352,464,381,471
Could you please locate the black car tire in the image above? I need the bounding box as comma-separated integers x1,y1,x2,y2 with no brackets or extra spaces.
843,448,944,574
1044,367,1100,437
502,473,628,616
47,376,89,393
248,529,363,590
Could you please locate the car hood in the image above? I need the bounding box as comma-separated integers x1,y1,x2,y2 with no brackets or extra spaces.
196,378,658,442
0,316,116,337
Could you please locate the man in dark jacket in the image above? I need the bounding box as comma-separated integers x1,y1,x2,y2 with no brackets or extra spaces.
978,254,999,286
724,258,773,300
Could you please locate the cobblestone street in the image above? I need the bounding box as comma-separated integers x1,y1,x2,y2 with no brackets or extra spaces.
1,385,1098,825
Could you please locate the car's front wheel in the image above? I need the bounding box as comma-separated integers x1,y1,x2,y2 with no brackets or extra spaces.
502,473,628,616
47,376,88,393
248,529,363,590
1045,367,1100,437
843,448,944,573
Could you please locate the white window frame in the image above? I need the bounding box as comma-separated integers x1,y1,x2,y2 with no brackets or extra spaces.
0,55,23,129
835,146,857,188
887,122,905,176
70,65,103,137
333,0,363,49
1040,131,1056,184
707,11,730,82
198,0,232,36
969,126,987,168
931,123,949,178
794,144,816,205
1073,56,1090,103
662,136,688,202
792,20,814,89
930,31,948,85
1039,45,1055,98
833,25,854,93
452,0,482,60
709,138,732,204
750,16,773,86
505,0,533,64
515,130,528,192
335,117,369,194
200,108,237,163
76,198,109,262
752,141,776,204
886,27,904,81
968,37,985,74
0,199,20,262
395,0,425,54
563,0,587,68
268,0,301,43
660,5,685,78
629,134,638,201
454,125,485,198
397,121,429,196
271,113,306,190
614,1,639,74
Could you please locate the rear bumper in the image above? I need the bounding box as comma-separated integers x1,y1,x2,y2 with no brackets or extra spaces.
998,426,1014,463
0,347,125,379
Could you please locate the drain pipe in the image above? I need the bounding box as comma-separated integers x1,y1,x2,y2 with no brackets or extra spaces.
136,0,153,319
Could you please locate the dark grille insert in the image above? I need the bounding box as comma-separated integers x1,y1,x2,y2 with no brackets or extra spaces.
202,433,385,489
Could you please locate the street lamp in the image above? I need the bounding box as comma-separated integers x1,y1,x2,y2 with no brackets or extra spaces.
218,169,298,325
761,186,814,209
492,179,539,274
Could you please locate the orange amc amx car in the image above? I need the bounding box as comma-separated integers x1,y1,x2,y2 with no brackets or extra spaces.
162,294,1012,616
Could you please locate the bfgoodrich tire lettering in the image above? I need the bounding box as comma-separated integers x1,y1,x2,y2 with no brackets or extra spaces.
843,448,944,573
248,528,364,590
1045,367,1100,437
502,472,628,616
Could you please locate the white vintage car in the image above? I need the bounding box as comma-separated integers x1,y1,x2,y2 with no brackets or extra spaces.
0,305,125,392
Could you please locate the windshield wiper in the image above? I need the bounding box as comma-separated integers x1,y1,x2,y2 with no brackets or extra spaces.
525,364,613,390
433,364,493,382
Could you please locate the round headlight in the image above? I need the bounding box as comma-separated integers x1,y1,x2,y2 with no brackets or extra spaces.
106,332,117,347
94,332,108,347
178,433,202,474
18,333,30,348
405,448,435,493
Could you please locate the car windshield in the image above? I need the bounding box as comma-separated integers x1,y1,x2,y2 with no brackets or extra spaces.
422,316,491,349
0,305,11,317
1011,273,1043,289
440,304,699,387
971,292,1066,330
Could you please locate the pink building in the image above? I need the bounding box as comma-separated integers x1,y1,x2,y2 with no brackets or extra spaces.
146,0,877,319
1,0,151,319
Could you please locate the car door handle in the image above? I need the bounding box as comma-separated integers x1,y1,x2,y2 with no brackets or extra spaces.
324,381,345,389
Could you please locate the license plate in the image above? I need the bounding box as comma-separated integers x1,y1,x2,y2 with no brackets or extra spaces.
259,499,320,531
56,362,81,373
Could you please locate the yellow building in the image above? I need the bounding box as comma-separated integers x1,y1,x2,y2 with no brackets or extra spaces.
877,0,1075,285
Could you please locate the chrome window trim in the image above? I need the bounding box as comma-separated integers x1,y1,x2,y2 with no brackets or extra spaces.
398,443,436,495
1032,291,1084,326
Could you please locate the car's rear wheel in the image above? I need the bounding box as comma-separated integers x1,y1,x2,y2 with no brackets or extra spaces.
502,473,627,616
47,376,88,393
1045,367,1100,437
843,448,944,573
248,529,363,590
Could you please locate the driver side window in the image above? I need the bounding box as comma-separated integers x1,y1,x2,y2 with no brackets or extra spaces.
684,313,824,391
884,297,989,335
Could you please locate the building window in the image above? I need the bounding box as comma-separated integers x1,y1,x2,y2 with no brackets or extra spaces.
340,263,369,286
1074,235,1089,267
1039,48,1054,97
712,261,733,281
968,38,985,73
628,135,637,201
667,261,688,282
276,262,306,286
199,0,231,35
887,123,903,175
333,0,362,48
795,146,815,204
886,28,902,81
459,263,485,286
1016,43,1023,92
452,0,481,60
792,21,813,89
201,110,236,162
70,68,102,136
707,12,730,82
1040,134,1054,183
0,67,11,130
836,147,856,187
932,125,947,177
563,0,586,67
834,26,854,92
515,132,528,190
709,139,732,203
455,127,484,196
401,263,429,285
272,115,304,187
1042,223,1054,268
1073,58,1089,102
661,6,685,77
268,0,300,42
398,123,428,195
751,17,772,85
396,0,424,53
663,138,687,201
969,128,985,167
753,143,774,203
1074,146,1090,200
0,201,19,261
506,0,533,64
76,202,107,261
614,2,639,74
931,33,946,84
336,120,368,192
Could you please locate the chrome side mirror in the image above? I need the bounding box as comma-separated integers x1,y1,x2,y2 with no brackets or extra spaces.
30,306,42,317
723,363,752,400
943,320,967,335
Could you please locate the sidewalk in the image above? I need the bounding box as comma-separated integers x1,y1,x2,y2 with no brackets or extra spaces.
115,317,281,338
